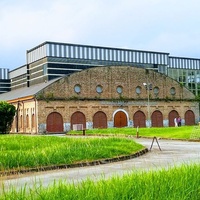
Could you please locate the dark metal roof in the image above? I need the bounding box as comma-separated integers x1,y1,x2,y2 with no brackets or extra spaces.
0,78,61,101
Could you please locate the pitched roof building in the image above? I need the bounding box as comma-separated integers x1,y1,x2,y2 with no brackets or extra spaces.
0,66,197,134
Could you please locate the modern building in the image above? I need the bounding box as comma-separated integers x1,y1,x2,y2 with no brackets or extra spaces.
168,56,200,95
9,41,169,90
0,68,10,94
0,41,199,134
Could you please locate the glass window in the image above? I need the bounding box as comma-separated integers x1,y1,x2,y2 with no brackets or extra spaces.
43,64,47,75
116,86,123,94
153,87,159,95
170,87,176,95
74,84,81,93
136,86,141,94
196,70,200,83
96,85,103,93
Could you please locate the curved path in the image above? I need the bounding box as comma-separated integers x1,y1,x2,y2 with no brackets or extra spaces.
0,137,200,193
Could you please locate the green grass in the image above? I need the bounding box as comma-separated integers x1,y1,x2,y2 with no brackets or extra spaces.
1,128,199,199
1,126,198,171
0,135,144,171
69,126,195,139
1,164,200,200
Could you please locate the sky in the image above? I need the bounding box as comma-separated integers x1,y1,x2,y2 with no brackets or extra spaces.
0,0,200,70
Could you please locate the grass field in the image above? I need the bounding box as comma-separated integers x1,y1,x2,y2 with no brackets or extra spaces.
69,126,197,139
1,164,199,200
1,126,199,172
0,127,199,199
0,135,144,171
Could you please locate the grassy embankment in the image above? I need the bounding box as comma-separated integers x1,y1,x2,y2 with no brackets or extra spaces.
69,126,196,139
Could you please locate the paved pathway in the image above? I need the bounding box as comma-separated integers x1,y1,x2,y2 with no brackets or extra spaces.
0,138,200,193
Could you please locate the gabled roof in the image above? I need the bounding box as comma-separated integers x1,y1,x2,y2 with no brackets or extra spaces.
0,78,61,102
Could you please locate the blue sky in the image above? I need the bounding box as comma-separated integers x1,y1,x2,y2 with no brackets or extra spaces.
0,0,200,70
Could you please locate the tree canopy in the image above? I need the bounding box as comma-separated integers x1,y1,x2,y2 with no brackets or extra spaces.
0,101,16,134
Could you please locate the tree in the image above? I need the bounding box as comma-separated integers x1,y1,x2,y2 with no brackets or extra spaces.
0,101,16,134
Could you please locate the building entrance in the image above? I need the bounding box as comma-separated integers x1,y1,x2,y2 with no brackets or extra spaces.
114,111,127,128
46,112,63,133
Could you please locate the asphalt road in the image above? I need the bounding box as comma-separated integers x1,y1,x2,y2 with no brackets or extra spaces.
0,137,200,193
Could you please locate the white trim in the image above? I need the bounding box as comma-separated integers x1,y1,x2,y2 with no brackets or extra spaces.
30,69,43,75
113,109,130,127
47,61,104,66
29,63,46,70
11,84,26,89
29,74,47,81
48,67,82,71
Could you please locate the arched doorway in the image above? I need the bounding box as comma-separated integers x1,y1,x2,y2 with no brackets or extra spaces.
185,110,195,125
114,111,127,128
47,112,63,133
71,111,86,130
168,110,179,127
151,110,163,127
93,111,107,129
133,111,146,128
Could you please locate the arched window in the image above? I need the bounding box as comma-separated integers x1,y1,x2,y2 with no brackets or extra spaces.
20,115,23,128
32,114,35,128
26,114,29,128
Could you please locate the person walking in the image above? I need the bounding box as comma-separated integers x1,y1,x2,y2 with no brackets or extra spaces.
177,116,181,127
174,117,178,127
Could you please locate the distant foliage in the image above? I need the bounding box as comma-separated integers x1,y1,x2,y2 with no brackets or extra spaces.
0,101,16,134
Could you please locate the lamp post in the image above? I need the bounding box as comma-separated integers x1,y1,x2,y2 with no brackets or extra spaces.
143,82,152,128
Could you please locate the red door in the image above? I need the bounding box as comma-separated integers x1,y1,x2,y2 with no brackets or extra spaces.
133,111,146,128
71,111,86,130
185,110,195,125
47,112,63,133
114,111,127,128
168,110,179,127
152,110,163,127
93,111,107,129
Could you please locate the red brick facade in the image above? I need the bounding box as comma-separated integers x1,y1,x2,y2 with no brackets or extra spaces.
10,66,199,134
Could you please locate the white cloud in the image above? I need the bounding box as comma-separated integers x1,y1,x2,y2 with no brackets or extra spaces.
0,0,200,68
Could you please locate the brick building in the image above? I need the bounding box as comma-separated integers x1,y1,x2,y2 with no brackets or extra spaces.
0,66,198,134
